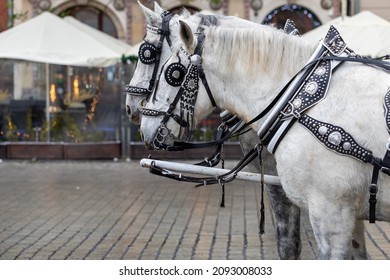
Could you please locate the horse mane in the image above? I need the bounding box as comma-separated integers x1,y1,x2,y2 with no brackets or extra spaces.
204,25,318,78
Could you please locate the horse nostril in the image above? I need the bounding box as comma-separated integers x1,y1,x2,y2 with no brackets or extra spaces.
126,105,131,116
140,131,146,142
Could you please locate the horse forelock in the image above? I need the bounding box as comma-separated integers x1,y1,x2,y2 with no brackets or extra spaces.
204,25,317,78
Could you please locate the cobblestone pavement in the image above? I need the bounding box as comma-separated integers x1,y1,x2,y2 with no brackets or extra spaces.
0,160,388,260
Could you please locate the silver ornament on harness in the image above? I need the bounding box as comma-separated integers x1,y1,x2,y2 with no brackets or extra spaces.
292,98,302,108
342,142,352,150
318,126,328,136
190,54,202,65
314,66,326,76
144,50,151,58
328,131,342,146
172,70,180,79
304,81,318,95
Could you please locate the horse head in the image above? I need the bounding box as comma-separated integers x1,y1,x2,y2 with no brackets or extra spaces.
125,1,180,124
125,2,220,125
139,21,222,150
125,1,262,125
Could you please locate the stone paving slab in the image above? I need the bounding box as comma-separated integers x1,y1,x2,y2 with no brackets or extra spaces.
0,160,388,260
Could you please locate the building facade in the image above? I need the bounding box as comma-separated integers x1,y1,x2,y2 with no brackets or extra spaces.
7,1,390,45
0,0,389,158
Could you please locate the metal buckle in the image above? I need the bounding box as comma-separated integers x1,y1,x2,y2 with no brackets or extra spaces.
369,183,378,195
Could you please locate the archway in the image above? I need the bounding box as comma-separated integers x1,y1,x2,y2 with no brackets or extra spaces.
52,0,124,39
262,4,321,34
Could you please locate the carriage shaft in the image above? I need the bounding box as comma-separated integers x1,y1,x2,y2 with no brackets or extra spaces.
140,158,281,185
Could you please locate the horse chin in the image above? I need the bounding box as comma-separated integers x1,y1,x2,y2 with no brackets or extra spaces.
129,114,141,125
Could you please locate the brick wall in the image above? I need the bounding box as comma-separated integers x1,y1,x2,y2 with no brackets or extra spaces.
0,0,8,32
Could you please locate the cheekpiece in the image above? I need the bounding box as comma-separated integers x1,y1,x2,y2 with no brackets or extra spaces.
298,114,373,163
138,42,157,64
164,63,187,87
323,25,347,56
180,64,199,113
383,88,390,133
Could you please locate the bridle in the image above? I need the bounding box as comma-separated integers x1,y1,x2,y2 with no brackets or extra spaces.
125,11,174,98
140,28,217,150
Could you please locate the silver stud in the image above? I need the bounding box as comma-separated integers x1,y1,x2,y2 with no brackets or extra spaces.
318,126,328,136
343,142,352,150
328,131,342,146
292,98,302,108
190,54,202,65
314,66,326,76
187,79,196,89
305,81,318,95
172,70,180,79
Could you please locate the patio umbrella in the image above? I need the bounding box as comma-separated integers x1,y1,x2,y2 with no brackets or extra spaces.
303,11,390,57
0,12,135,140
0,11,133,66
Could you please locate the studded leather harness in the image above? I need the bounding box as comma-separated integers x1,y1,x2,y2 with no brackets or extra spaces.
146,25,390,223
256,26,390,223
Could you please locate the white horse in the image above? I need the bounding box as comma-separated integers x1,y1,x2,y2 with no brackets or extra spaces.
126,2,304,259
139,20,390,259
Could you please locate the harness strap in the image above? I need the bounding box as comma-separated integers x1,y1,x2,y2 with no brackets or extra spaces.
298,114,374,163
147,144,262,186
369,158,381,223
198,65,217,108
194,30,217,108
149,11,174,92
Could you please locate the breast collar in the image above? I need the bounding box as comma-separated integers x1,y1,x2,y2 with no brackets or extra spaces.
258,26,356,154
256,25,390,224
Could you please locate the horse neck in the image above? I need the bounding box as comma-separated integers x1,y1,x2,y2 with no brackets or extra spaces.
202,27,318,130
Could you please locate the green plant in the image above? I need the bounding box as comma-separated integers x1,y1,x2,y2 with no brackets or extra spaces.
5,114,17,141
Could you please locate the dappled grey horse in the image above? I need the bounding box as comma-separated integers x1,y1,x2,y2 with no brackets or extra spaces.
139,19,390,259
128,2,369,259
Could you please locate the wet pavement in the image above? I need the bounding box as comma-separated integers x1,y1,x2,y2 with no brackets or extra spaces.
0,159,388,260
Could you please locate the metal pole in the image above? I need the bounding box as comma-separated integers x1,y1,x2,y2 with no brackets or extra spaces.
45,63,50,142
354,0,360,15
140,158,281,185
7,0,13,28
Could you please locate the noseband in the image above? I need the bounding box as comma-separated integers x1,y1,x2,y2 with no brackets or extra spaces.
140,28,217,150
126,11,174,98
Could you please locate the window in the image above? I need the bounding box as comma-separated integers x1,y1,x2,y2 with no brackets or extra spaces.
262,4,321,34
65,6,118,38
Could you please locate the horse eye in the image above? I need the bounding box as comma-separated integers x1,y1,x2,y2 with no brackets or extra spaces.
164,63,186,87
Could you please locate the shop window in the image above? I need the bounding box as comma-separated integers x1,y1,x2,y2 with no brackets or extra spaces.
262,4,321,34
0,6,123,143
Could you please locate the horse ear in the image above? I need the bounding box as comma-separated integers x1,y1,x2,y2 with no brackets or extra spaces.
138,0,161,26
153,1,165,14
179,20,195,50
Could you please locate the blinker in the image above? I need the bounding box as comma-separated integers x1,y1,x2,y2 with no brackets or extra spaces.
138,42,157,65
